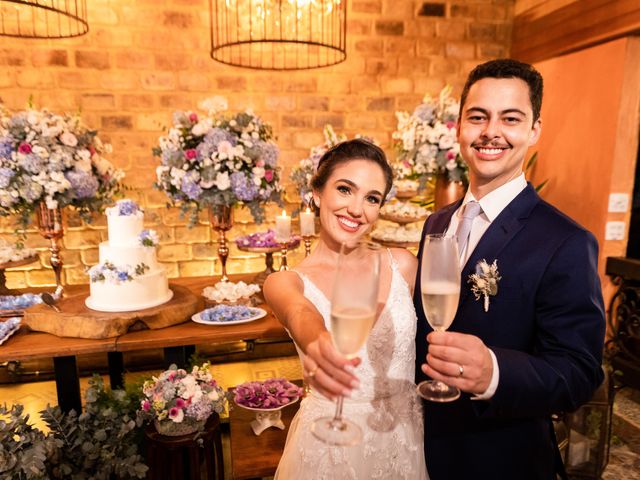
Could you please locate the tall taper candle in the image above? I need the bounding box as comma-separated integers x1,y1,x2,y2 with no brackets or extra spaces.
300,207,315,236
275,209,291,243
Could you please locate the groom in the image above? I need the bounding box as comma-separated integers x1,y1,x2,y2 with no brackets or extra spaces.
415,59,605,479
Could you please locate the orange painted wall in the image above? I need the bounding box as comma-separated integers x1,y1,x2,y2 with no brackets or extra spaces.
529,37,640,303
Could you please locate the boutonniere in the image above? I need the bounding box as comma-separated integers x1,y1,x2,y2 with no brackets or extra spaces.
468,259,501,312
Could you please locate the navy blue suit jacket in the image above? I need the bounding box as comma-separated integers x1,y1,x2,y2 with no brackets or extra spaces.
414,184,605,480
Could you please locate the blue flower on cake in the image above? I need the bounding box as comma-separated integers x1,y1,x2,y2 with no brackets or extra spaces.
138,229,159,248
154,96,282,225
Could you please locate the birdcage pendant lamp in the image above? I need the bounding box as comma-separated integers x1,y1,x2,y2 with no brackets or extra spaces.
210,0,347,70
0,0,88,38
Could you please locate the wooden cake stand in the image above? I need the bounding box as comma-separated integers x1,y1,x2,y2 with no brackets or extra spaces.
22,284,201,339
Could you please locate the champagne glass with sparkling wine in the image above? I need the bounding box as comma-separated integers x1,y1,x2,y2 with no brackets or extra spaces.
311,241,381,445
418,234,462,402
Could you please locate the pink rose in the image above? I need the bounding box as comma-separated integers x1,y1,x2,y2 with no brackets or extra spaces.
18,143,32,154
446,150,456,160
256,159,265,167
446,120,456,129
264,170,274,182
189,113,198,123
175,398,186,408
403,160,411,168
185,149,197,160
142,400,151,411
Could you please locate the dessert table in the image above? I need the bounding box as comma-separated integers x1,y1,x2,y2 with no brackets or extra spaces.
0,274,289,413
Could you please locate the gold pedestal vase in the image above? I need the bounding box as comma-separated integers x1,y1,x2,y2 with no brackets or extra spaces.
209,205,234,282
434,174,466,211
36,203,65,297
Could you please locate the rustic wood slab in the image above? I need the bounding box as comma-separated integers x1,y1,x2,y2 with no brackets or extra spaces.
22,284,202,339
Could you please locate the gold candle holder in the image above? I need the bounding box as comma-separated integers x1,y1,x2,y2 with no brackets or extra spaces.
35,203,65,297
302,235,313,257
209,204,234,282
278,241,290,271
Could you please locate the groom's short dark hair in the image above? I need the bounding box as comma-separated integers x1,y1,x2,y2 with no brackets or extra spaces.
459,59,544,123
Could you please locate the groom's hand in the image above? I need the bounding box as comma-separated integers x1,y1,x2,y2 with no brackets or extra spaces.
422,331,493,395
303,331,361,401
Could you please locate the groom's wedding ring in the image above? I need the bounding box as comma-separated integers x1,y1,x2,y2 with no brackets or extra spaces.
458,364,465,377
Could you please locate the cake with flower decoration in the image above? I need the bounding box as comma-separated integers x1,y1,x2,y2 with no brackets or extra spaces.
85,199,172,312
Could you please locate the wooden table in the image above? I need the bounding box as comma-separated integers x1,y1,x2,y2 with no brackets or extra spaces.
0,275,288,413
229,390,301,479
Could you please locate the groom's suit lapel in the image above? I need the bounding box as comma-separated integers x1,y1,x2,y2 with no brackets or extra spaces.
459,184,541,303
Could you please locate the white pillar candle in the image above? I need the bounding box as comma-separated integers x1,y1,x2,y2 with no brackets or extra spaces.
275,209,291,243
300,208,315,236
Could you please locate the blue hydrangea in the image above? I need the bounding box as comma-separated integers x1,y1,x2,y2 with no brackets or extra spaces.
117,271,130,282
413,103,436,122
230,172,258,202
255,140,278,167
181,171,202,200
0,168,14,188
201,305,255,323
117,200,140,216
0,137,13,159
18,153,44,174
65,170,99,199
196,128,236,160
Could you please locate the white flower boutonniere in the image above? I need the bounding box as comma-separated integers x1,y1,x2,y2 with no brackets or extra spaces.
468,259,501,312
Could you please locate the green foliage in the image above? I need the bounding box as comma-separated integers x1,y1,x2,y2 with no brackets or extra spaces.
0,376,148,479
0,404,59,479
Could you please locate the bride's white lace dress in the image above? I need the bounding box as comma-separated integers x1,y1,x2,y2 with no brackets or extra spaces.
275,253,427,479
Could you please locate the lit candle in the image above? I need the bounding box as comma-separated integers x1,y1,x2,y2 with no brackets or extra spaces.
300,207,315,236
275,209,291,243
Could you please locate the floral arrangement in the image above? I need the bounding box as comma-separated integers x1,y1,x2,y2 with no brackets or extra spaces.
0,101,124,231
138,229,159,247
154,96,282,225
199,305,258,323
140,363,226,425
468,259,501,312
87,261,149,284
0,317,20,345
392,85,467,184
0,238,36,263
235,229,301,249
202,280,260,304
0,293,43,310
290,124,378,206
234,378,303,409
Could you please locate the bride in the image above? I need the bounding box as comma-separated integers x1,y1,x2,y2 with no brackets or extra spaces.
264,139,427,479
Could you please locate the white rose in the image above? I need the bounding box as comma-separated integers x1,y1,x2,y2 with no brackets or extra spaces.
60,131,78,147
75,156,92,173
215,172,230,190
191,120,211,136
93,156,113,176
217,141,233,158
208,390,219,401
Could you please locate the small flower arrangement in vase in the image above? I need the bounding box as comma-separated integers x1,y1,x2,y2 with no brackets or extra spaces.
0,100,125,232
234,378,304,435
140,363,227,436
392,85,468,207
290,124,378,207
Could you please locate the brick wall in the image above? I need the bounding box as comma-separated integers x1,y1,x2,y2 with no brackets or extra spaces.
0,0,513,288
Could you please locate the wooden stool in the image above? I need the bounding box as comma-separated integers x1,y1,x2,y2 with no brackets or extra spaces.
145,413,224,480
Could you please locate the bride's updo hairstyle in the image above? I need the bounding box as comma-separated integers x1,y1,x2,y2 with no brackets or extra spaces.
310,138,393,209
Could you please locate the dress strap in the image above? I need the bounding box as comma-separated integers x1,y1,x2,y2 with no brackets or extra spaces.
386,248,400,272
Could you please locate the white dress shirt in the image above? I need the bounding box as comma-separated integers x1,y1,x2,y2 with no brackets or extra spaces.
446,173,528,400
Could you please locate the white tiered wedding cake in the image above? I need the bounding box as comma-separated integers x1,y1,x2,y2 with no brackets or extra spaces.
85,200,173,312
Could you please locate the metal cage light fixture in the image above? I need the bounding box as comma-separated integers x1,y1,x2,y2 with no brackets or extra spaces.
209,0,347,70
0,0,88,39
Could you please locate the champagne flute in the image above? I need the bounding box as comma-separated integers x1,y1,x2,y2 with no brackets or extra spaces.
311,241,381,445
417,234,462,402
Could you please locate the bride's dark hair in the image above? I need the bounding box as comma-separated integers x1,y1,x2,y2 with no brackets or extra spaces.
310,138,393,206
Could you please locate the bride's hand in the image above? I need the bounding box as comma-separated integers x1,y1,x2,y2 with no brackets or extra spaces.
303,331,361,401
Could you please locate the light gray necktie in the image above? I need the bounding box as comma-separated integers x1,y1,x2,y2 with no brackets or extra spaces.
455,201,482,259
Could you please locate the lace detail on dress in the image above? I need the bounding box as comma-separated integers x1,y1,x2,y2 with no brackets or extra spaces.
276,251,427,480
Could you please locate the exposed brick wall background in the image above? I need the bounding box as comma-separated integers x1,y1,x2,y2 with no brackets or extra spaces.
0,0,513,288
